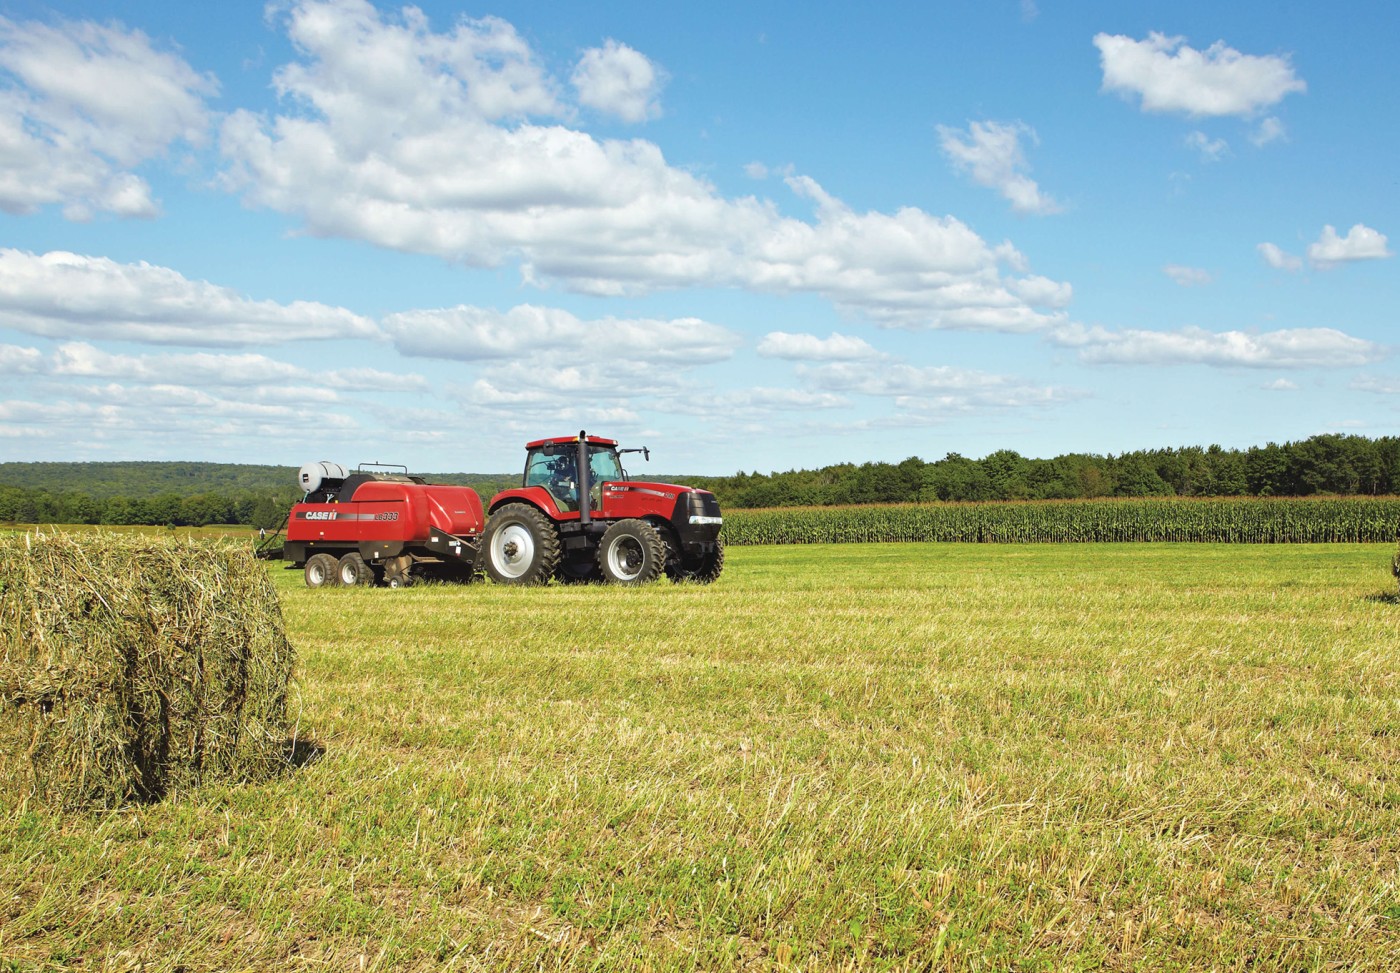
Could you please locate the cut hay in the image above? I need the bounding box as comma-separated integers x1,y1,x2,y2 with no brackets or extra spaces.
0,531,298,810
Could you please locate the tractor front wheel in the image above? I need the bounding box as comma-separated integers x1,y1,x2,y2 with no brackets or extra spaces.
667,540,725,584
598,519,665,585
482,504,561,585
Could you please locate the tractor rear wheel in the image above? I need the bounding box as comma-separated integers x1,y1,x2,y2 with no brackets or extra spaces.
482,504,561,585
598,519,665,585
304,552,340,588
338,552,372,586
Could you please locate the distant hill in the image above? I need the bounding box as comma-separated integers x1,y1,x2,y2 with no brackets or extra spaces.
0,460,517,500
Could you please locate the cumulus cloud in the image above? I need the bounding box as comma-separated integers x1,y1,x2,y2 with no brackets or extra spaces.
1351,375,1400,395
40,341,426,391
219,0,1069,333
1094,32,1305,117
384,303,739,365
1257,242,1302,272
1263,378,1298,391
1251,116,1286,146
0,342,44,374
1164,264,1212,287
1306,223,1391,269
937,120,1062,215
798,360,1073,414
0,15,216,219
0,249,380,345
1185,131,1228,162
1051,323,1385,369
756,331,883,361
572,39,665,122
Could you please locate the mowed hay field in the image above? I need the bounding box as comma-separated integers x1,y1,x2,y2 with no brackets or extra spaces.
3,543,1399,971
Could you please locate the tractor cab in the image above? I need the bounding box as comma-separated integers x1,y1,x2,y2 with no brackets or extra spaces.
522,437,626,512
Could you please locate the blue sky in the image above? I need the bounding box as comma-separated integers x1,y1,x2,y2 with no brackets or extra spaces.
0,0,1395,475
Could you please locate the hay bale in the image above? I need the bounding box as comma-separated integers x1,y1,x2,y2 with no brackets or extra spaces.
0,531,297,809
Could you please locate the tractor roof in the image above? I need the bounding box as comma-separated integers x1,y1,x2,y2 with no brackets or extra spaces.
525,434,619,449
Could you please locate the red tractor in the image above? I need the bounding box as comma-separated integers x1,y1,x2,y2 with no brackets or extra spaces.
279,432,723,587
481,432,724,585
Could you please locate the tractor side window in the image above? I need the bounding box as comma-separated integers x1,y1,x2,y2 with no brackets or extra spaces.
589,448,624,485
524,451,555,489
526,448,579,511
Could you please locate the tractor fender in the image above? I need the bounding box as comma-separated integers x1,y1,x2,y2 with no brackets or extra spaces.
487,486,568,519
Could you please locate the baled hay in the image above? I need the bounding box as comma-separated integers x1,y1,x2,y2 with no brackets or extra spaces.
0,531,297,809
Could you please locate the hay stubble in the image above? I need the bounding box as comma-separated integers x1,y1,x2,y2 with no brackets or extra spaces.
2,542,1398,970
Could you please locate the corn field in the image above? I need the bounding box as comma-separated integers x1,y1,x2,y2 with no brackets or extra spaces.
720,496,1400,545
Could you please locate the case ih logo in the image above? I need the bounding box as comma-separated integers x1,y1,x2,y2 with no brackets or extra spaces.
300,511,338,521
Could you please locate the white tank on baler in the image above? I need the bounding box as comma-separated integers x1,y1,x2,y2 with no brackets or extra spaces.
298,460,349,494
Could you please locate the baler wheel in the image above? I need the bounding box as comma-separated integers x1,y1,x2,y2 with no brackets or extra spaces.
482,504,561,585
304,552,340,588
338,552,372,586
598,519,665,585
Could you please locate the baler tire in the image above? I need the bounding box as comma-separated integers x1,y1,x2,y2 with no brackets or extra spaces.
482,504,561,585
304,552,340,588
598,519,665,585
669,539,725,584
337,552,371,586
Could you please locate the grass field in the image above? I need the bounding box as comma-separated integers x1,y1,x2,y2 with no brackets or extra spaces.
3,543,1399,970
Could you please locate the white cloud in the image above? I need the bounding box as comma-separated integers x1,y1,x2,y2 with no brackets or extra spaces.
572,39,665,123
1306,223,1392,269
756,331,883,361
937,120,1062,215
1185,131,1228,162
1257,241,1302,272
1263,378,1298,391
219,1,1068,333
0,249,380,345
384,303,739,365
0,342,43,374
0,15,216,219
0,383,364,450
40,341,427,392
798,360,1073,414
1250,116,1286,146
1351,375,1400,395
1164,264,1212,287
1051,323,1386,369
1094,32,1305,117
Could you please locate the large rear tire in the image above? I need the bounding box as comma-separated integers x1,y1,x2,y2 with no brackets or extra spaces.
304,552,340,588
482,504,561,585
597,519,665,585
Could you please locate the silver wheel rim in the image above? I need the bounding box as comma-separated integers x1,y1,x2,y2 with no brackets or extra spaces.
339,561,359,585
606,537,644,581
492,523,535,579
308,561,326,585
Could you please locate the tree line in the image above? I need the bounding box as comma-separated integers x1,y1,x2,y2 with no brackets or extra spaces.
0,486,301,530
1,434,1397,526
686,435,1400,509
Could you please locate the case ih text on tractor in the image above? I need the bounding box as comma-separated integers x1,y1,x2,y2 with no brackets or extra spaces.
275,431,724,588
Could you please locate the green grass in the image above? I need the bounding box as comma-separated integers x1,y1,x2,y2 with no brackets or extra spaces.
3,543,1399,970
